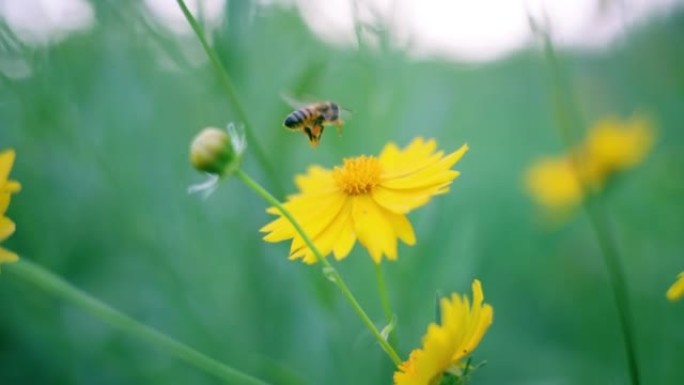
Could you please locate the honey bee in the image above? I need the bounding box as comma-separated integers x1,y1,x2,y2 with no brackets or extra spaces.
283,101,346,147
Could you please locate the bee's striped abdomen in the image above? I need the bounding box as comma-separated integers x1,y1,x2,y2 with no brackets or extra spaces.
284,108,311,129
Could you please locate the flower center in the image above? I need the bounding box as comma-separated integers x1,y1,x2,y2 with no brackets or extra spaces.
333,155,382,195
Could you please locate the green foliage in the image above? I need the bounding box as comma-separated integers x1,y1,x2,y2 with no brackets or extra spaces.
1,2,684,385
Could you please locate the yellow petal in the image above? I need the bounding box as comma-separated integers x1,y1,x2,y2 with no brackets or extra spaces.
525,155,583,209
380,139,466,182
0,247,18,265
294,165,337,194
452,280,493,362
584,115,654,175
380,138,439,176
382,151,446,180
274,193,352,263
371,186,431,214
288,196,354,262
290,195,347,255
351,195,397,263
0,149,16,184
0,193,9,215
0,216,15,242
666,272,684,302
384,210,416,246
381,145,465,190
331,201,356,260
2,180,21,194
288,192,346,246
261,191,344,242
396,325,452,385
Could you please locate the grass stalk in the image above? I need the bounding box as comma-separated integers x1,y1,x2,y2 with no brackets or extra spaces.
6,259,271,385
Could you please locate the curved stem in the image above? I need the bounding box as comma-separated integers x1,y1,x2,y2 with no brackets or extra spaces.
374,263,398,349
6,259,271,385
539,30,640,385
235,169,402,366
175,0,283,197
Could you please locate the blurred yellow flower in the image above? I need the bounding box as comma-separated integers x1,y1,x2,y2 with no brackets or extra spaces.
0,149,21,265
525,114,654,211
585,116,654,178
260,138,468,264
666,272,684,302
525,155,584,211
393,280,493,385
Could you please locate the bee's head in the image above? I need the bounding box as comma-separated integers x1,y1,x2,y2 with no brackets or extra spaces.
283,115,298,128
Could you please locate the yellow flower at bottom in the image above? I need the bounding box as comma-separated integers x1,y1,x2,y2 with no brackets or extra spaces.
0,216,18,264
260,138,468,264
0,149,21,266
666,272,684,302
394,280,493,385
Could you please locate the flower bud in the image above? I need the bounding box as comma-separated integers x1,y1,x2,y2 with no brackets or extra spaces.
190,127,237,175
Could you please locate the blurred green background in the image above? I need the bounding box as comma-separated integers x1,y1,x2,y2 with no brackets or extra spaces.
1,1,684,384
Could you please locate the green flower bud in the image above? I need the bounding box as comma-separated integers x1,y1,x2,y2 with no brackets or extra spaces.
188,124,246,198
190,127,237,175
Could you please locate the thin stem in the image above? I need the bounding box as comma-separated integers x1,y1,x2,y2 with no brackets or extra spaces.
6,259,271,385
585,197,640,380
539,30,640,385
175,0,283,197
374,263,398,349
235,169,403,366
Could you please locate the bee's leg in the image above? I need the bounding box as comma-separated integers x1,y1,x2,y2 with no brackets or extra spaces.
310,125,324,145
303,126,316,143
334,119,344,135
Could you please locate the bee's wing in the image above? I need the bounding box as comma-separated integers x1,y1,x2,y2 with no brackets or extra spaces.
338,107,352,121
280,92,314,109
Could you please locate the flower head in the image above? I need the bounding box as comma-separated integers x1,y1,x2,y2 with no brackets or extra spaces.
0,149,21,265
394,280,493,385
525,155,584,211
260,138,468,264
524,150,602,212
667,272,684,302
525,114,654,212
584,116,654,177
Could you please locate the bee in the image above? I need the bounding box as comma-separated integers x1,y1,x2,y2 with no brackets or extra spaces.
283,101,346,147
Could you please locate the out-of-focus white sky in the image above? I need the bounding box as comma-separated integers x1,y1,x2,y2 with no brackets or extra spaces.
295,0,681,60
0,0,681,61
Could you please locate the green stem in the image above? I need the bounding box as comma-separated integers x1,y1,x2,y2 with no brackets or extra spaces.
235,169,402,366
374,263,398,349
175,0,283,198
539,30,640,385
585,197,640,382
6,259,271,385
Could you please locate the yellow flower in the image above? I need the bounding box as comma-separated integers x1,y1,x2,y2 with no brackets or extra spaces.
666,272,684,302
584,116,654,178
0,216,18,264
394,280,493,385
0,149,21,265
260,138,468,264
524,155,584,211
525,114,654,212
524,144,607,213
